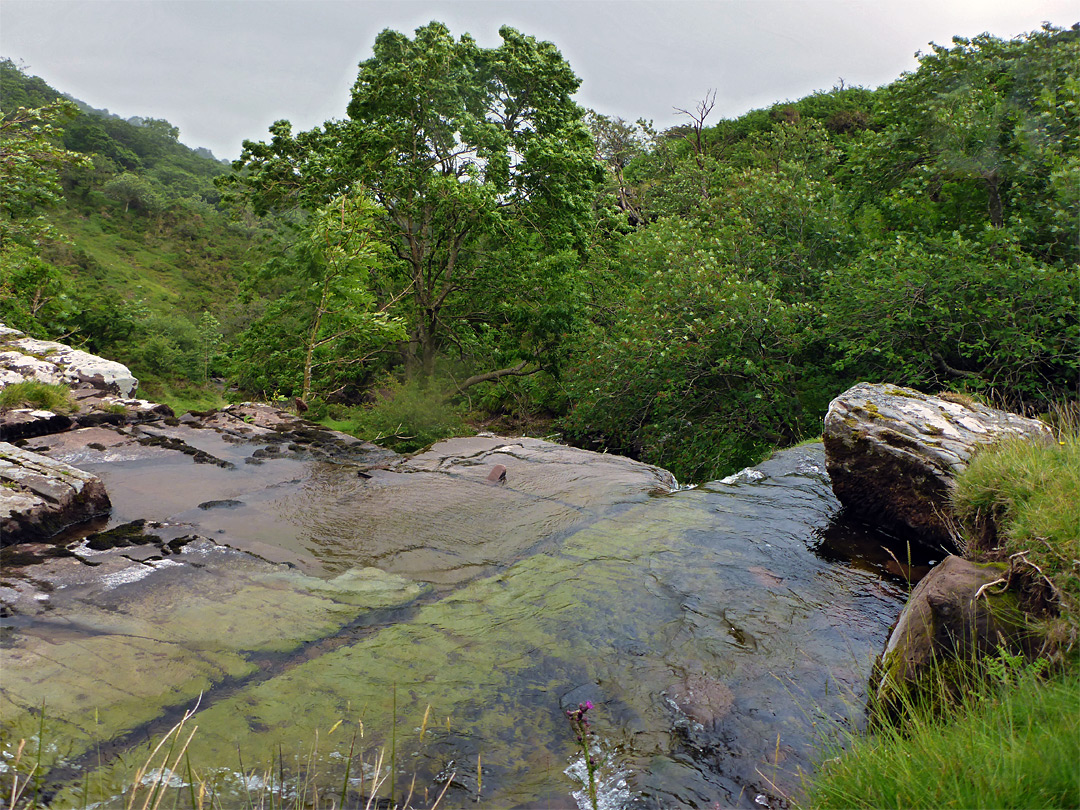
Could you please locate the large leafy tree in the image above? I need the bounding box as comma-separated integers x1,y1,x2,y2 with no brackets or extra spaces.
0,98,90,333
228,22,600,377
232,193,405,402
846,25,1079,261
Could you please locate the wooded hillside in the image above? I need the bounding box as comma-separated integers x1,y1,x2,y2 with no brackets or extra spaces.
2,24,1076,479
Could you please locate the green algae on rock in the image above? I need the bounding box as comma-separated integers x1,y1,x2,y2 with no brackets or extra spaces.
0,546,426,773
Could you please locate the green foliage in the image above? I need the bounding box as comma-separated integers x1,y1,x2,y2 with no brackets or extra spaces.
984,644,1051,688
227,21,601,377
0,59,263,399
824,231,1079,403
0,244,76,335
137,377,228,416
0,381,75,413
102,171,164,214
800,670,1080,810
332,376,466,454
231,193,405,402
563,25,1077,479
563,161,853,481
0,97,91,248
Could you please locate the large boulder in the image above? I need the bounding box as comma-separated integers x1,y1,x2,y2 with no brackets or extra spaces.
874,555,1036,710
0,322,138,397
823,383,1051,549
0,442,111,544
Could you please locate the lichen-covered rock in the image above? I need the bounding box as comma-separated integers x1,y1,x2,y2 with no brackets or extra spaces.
823,383,1051,549
0,323,138,397
0,442,111,544
874,555,1035,710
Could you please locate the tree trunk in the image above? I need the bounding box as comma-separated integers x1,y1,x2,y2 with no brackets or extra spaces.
984,171,1004,229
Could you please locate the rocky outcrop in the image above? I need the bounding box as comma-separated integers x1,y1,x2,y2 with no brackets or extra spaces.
0,442,111,544
1,323,138,397
0,324,174,441
823,383,1051,550
874,555,1036,709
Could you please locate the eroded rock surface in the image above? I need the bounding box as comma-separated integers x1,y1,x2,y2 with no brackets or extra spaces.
1,323,138,397
0,323,176,443
0,442,111,544
823,383,1051,549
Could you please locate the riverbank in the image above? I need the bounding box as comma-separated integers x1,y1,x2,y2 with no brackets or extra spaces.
800,410,1080,809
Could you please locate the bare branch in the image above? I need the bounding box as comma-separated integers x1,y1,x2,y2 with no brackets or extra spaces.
457,360,540,392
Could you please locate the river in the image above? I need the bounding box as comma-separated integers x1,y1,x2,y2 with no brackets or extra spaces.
1,419,924,808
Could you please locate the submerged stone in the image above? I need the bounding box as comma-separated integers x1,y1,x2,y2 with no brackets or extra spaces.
0,543,425,770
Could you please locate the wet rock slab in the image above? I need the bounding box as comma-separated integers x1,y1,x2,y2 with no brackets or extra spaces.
823,382,1051,549
0,528,426,766
0,442,111,544
45,445,905,809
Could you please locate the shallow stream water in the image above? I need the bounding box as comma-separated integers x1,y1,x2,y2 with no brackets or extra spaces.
1,428,924,808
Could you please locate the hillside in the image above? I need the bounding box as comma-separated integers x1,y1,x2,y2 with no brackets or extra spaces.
0,58,272,403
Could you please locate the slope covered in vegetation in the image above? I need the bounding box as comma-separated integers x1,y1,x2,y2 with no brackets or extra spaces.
0,58,270,405
2,25,1076,479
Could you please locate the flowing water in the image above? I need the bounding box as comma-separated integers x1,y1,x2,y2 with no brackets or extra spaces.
0,425,923,808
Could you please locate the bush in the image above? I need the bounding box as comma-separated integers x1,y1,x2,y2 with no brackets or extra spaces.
340,377,466,454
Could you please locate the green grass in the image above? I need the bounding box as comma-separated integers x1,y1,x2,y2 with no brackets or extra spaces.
951,411,1080,647
800,670,1080,809
801,405,1080,810
322,377,468,454
137,377,228,416
0,381,75,413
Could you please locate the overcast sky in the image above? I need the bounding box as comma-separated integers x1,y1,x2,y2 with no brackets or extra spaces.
2,1,1075,161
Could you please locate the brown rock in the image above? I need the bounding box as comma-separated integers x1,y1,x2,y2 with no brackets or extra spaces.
875,555,1034,708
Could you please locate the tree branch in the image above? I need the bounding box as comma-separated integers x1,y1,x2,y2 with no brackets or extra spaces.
457,360,540,392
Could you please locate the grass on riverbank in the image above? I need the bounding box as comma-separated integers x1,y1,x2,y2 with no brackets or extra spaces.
0,381,75,413
952,412,1080,650
800,407,1080,810
800,668,1080,809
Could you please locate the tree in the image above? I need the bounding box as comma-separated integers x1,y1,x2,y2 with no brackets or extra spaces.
232,193,405,402
103,171,163,214
0,98,89,247
585,111,652,225
847,25,1079,259
0,97,90,335
228,22,600,377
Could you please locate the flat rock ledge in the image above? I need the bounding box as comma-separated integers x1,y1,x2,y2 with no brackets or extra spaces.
0,442,111,544
823,383,1052,550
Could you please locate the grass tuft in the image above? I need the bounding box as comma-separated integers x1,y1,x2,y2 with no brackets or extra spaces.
0,380,76,414
800,669,1080,809
323,376,467,454
951,406,1080,652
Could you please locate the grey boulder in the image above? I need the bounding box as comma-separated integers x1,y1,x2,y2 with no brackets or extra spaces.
823,383,1051,549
